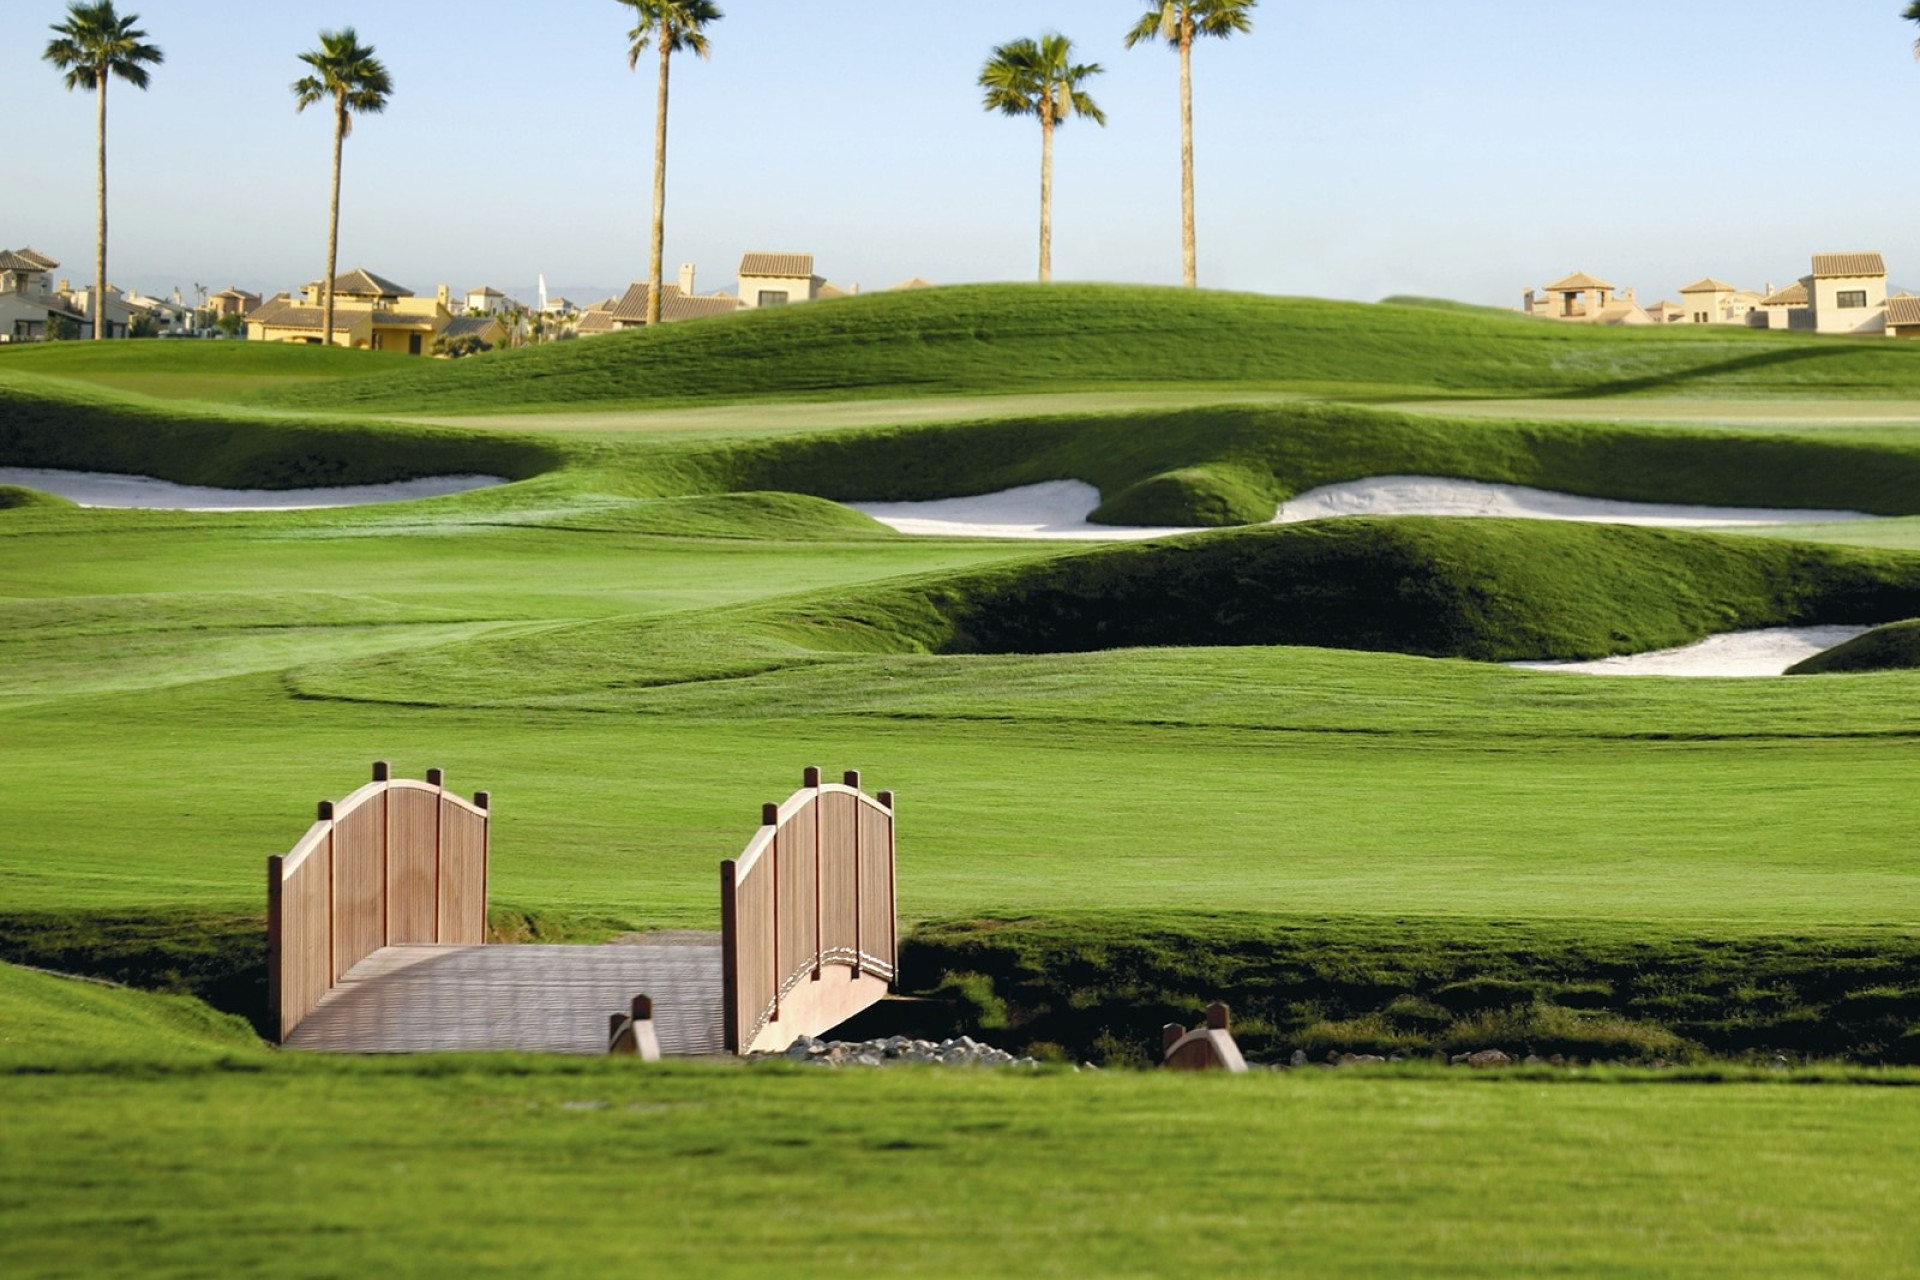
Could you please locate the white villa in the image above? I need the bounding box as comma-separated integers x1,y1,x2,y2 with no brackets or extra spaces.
0,248,88,341
1523,253,1907,337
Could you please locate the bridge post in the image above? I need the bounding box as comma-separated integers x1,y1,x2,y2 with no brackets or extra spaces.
809,767,823,983
847,771,863,980
720,858,740,1054
372,761,390,782
879,791,897,972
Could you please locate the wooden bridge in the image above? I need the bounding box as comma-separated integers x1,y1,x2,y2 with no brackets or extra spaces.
269,764,897,1056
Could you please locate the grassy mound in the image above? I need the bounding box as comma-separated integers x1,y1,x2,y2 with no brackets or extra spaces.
289,519,1920,714
0,485,76,511
922,519,1920,663
0,376,560,489
711,401,1920,523
0,337,401,401
0,960,262,1068
1788,618,1920,674
237,284,1920,416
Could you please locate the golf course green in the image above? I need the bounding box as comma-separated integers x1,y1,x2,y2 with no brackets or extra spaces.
4,286,1919,1276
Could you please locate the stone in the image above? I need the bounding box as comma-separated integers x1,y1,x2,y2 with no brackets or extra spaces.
1289,1050,1308,1068
1467,1049,1512,1069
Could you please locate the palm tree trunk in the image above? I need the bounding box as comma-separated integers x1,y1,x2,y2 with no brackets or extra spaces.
1039,109,1055,283
323,98,344,346
648,39,671,327
94,74,108,340
1179,12,1197,289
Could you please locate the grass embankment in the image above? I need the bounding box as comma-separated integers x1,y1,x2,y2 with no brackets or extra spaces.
1789,618,1920,674
0,373,560,488
288,518,1920,710
229,284,1920,416
0,961,260,1069
15,365,1920,529
7,1052,1919,1279
899,916,1920,1065
0,337,408,401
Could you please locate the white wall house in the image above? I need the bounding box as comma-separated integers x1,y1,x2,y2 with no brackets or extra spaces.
1678,278,1761,326
1802,253,1888,336
738,252,824,309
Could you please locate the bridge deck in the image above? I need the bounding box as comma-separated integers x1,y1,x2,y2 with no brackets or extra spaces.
284,943,726,1056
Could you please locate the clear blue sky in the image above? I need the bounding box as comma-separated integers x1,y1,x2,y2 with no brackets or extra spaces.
3,0,1917,307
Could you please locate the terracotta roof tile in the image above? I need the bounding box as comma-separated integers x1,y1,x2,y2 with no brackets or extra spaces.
739,252,815,278
1886,296,1920,327
1544,271,1615,292
1810,253,1885,278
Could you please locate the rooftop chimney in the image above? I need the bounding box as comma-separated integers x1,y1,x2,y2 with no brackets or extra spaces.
679,262,696,295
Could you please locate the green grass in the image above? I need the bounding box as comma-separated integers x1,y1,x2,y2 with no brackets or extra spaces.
0,962,261,1069
7,288,1920,1271
4,1057,1920,1279
0,336,411,400
213,284,1920,416
1788,617,1920,674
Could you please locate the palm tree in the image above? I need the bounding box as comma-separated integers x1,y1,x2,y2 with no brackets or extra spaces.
980,34,1107,283
617,0,723,326
292,29,392,346
1125,0,1256,288
1907,2,1920,57
43,1,163,341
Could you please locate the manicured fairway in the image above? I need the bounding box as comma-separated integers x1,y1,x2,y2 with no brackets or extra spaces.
3,1059,1918,1279
5,288,1920,1274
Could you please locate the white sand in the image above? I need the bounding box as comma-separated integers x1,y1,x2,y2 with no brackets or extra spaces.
853,476,1873,540
1274,476,1871,528
1508,626,1868,678
0,467,507,511
852,481,1196,541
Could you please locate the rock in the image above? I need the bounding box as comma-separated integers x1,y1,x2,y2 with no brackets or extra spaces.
1448,1053,1471,1067
1290,1050,1308,1068
1523,1054,1543,1066
1467,1049,1512,1069
784,1037,818,1061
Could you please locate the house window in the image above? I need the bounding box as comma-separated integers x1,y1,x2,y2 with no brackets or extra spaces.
1837,290,1868,309
757,290,790,307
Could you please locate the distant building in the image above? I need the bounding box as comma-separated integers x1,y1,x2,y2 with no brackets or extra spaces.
208,287,261,319
0,248,87,341
738,252,825,309
246,269,458,354
463,286,512,316
1888,294,1920,340
574,280,741,335
1803,253,1888,336
1677,278,1761,326
1523,252,1897,337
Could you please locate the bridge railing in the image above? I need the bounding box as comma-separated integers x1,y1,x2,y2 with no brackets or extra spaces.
721,768,897,1054
268,762,491,1042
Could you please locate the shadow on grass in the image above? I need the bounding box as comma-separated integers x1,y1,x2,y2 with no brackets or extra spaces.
1554,345,1876,400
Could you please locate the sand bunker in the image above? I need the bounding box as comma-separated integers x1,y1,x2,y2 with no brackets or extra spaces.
1508,626,1869,678
1274,477,1871,528
853,477,1873,540
0,468,506,511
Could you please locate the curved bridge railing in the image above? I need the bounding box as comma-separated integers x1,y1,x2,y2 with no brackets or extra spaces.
268,762,491,1042
721,768,897,1054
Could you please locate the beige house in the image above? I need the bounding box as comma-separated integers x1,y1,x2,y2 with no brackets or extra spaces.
0,248,88,342
738,252,825,309
1754,281,1812,331
208,287,260,319
1678,278,1762,326
1522,273,1654,325
247,269,457,354
575,279,741,336
1886,294,1920,340
1802,252,1888,336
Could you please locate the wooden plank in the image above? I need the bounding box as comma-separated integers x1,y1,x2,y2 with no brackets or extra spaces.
777,796,818,991
331,792,386,981
858,802,896,980
286,944,726,1056
387,785,439,944
820,789,859,969
439,800,487,944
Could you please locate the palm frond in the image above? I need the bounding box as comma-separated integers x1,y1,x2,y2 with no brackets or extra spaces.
617,0,723,68
44,1,163,93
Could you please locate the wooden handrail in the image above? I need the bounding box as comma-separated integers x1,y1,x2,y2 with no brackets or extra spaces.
721,767,898,1054
267,762,490,1043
